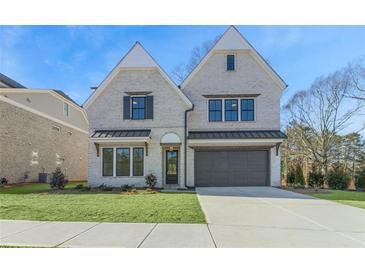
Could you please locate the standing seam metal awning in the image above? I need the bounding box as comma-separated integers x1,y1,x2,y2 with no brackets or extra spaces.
188,130,286,139
91,129,151,138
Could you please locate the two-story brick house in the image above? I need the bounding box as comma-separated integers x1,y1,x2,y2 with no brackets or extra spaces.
84,26,287,189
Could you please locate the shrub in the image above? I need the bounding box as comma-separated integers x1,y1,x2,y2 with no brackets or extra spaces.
308,170,324,188
98,184,113,191
286,169,296,187
293,164,305,188
74,184,84,190
50,167,68,189
145,173,157,188
327,167,350,190
121,184,133,191
0,177,8,185
355,169,365,190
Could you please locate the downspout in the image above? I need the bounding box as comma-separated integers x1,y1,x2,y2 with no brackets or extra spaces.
184,105,194,188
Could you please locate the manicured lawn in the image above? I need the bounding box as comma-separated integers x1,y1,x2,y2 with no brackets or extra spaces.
310,190,365,209
0,183,206,223
0,182,87,194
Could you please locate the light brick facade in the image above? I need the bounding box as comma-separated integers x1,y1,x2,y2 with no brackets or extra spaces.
0,99,88,183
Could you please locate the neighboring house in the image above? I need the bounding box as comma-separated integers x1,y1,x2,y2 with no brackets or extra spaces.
0,74,88,183
84,26,287,189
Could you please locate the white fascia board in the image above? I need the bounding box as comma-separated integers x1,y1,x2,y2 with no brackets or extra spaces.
0,95,88,134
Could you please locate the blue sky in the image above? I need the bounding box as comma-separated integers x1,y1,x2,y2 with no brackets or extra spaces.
1,25,364,130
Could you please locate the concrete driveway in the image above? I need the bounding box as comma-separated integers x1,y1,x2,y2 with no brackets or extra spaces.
196,187,365,247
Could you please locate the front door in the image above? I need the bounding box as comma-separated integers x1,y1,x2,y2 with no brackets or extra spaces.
166,150,178,184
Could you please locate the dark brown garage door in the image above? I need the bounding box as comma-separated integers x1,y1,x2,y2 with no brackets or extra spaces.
195,149,269,187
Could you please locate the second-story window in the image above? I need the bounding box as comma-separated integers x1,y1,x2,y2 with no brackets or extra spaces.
131,97,146,120
241,99,255,121
63,102,69,116
208,100,222,122
225,99,238,121
227,55,235,71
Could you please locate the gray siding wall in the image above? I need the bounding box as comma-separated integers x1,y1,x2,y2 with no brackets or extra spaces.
182,51,282,131
87,69,187,188
0,100,88,183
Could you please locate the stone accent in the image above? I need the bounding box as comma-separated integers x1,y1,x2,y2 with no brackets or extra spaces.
0,100,88,183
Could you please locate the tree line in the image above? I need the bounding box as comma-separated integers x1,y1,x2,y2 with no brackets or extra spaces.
281,58,365,190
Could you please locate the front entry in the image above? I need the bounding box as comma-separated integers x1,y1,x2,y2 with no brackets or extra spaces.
166,150,178,184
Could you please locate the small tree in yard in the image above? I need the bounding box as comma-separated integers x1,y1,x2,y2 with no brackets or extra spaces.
355,169,365,190
327,165,351,190
308,164,324,188
294,163,305,188
145,173,157,188
50,167,68,189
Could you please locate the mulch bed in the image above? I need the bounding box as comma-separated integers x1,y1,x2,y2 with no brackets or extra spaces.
279,187,331,195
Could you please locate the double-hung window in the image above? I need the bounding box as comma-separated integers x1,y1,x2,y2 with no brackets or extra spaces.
116,148,130,176
208,100,222,122
131,97,146,120
102,148,113,176
133,148,144,176
241,99,255,121
225,99,238,121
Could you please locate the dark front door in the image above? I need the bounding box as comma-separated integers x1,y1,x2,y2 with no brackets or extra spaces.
166,150,178,184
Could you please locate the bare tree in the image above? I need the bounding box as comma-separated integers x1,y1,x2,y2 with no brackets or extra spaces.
283,68,364,179
170,35,221,84
345,57,365,100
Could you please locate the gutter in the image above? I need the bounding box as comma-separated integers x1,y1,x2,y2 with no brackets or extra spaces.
184,105,194,188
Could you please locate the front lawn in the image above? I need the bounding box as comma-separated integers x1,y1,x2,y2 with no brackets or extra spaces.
0,183,206,223
310,190,365,209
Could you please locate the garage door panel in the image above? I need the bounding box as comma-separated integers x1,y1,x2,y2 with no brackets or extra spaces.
195,149,269,187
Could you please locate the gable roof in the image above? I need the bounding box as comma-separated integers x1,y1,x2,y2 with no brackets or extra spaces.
0,73,26,88
180,26,287,90
83,42,193,109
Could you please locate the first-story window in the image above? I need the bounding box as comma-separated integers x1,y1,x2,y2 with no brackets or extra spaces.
133,148,144,176
208,99,222,121
102,148,113,176
241,99,255,121
101,147,144,177
116,148,130,176
225,99,238,121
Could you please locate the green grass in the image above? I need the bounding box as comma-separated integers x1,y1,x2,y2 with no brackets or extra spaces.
0,183,206,223
0,181,87,194
310,190,365,209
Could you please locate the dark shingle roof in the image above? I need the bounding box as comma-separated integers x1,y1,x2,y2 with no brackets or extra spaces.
91,129,151,138
188,130,286,139
0,73,26,88
52,89,79,106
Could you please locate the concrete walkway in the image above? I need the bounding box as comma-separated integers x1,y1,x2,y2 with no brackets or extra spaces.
0,220,215,247
1,187,364,247
196,187,365,247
